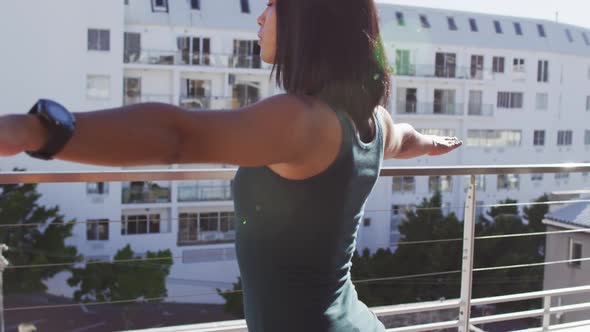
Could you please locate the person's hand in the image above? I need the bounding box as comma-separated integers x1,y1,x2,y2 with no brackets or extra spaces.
426,135,463,156
0,115,38,157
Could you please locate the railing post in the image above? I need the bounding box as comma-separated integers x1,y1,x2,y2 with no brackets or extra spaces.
0,244,9,332
542,295,551,330
459,175,477,332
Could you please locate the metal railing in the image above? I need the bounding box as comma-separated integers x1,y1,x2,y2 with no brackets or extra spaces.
1,163,590,332
124,94,174,105
124,49,271,70
396,102,465,115
394,64,495,80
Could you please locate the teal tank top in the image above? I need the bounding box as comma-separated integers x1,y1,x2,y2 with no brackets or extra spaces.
232,106,386,332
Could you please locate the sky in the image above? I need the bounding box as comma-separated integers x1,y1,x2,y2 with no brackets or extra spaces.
378,0,590,29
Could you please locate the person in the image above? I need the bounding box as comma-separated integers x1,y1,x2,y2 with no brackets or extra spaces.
0,0,462,331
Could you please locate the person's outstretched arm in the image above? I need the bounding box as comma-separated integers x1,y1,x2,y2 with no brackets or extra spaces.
377,106,463,160
3,94,321,167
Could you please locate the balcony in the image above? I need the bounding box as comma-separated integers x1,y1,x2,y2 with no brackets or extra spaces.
396,102,464,115
468,103,495,117
1,164,590,332
124,49,270,70
124,94,173,105
122,181,171,204
178,184,233,202
394,64,495,80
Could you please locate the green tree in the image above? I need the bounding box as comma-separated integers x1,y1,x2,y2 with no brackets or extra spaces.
67,245,173,302
0,167,80,293
217,277,244,318
352,191,463,306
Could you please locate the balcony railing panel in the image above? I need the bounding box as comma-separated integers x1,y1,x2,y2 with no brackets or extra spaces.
2,164,590,332
124,49,270,70
396,102,464,115
394,64,495,80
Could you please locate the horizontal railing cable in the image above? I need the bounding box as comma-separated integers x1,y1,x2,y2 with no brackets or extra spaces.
1,197,588,229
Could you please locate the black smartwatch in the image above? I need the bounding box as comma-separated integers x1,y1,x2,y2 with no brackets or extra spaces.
25,99,76,160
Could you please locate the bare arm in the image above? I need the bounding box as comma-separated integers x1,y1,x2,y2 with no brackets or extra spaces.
377,106,462,159
17,94,318,168
23,103,181,167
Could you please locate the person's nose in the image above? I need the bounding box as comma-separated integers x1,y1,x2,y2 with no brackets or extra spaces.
257,11,265,27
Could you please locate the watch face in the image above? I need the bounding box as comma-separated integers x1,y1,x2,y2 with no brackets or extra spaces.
46,100,73,124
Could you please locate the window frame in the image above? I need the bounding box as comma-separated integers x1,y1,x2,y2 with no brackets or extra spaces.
533,130,546,146
568,238,583,269
151,0,169,13
86,75,111,100
87,28,110,51
240,0,250,14
87,219,110,241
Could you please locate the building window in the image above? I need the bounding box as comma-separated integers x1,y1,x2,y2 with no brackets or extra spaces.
124,32,141,63
395,12,405,26
469,18,478,32
240,0,250,14
497,174,520,190
568,238,583,268
190,0,200,10
86,75,110,99
419,15,430,28
493,20,503,34
497,92,523,109
87,182,109,195
87,29,110,51
513,58,525,72
514,22,523,35
470,55,484,79
178,212,235,244
468,90,484,115
492,56,505,73
555,173,570,181
585,130,590,145
122,213,168,235
586,96,590,111
151,0,169,12
392,176,416,193
87,219,109,241
435,52,456,78
583,32,590,46
537,24,546,37
448,17,458,31
533,130,545,146
531,174,544,182
538,60,549,82
557,130,573,146
232,39,261,68
418,129,456,137
467,130,522,147
363,218,371,227
178,37,211,66
565,29,574,43
429,176,453,193
464,175,486,191
536,93,548,111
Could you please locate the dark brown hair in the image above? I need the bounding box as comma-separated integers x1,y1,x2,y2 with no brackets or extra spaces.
273,0,391,130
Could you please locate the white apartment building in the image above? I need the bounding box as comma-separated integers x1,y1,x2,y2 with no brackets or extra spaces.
1,0,589,304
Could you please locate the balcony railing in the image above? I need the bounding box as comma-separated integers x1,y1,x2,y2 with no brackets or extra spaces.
396,102,464,115
124,49,270,70
122,183,171,204
1,164,590,332
178,184,233,202
178,96,261,111
124,94,173,106
468,103,495,116
394,64,495,80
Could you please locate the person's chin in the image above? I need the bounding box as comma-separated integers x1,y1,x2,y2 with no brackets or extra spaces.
260,51,275,65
